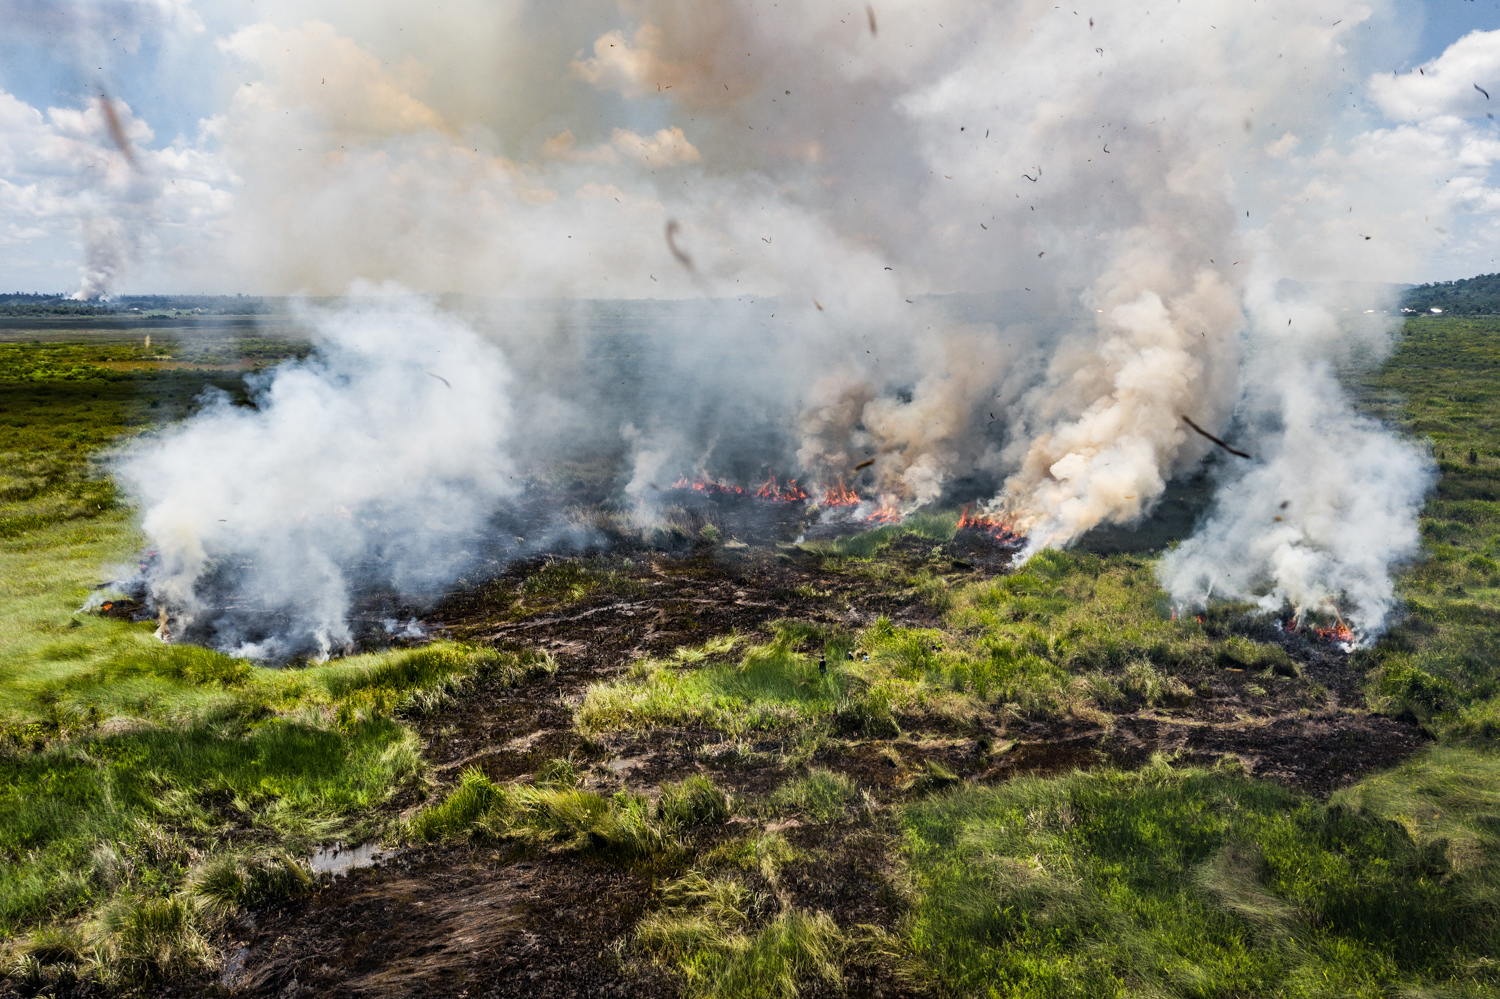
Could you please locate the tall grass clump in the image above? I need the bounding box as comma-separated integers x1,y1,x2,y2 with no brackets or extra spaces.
313,642,555,715
636,870,846,999
578,641,844,735
767,769,864,824
407,766,682,857
0,713,421,934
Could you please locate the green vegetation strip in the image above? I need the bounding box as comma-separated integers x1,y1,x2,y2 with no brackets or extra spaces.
902,751,1500,998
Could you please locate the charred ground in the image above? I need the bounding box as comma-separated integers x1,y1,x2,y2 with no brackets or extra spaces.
1,318,1498,999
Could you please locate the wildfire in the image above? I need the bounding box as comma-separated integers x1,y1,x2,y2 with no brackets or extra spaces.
671,475,745,497
755,475,808,502
1311,620,1355,646
821,480,861,508
1280,615,1356,648
957,505,1020,541
664,476,1024,540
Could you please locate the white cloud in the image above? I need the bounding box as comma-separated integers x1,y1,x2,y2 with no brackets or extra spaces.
1369,28,1500,121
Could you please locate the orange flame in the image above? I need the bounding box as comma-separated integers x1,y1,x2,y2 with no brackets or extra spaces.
957,504,1019,541
1311,621,1355,645
755,475,808,502
670,475,744,496
1282,615,1355,647
821,480,861,508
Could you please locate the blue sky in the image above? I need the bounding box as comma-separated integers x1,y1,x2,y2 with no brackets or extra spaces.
1420,0,1500,62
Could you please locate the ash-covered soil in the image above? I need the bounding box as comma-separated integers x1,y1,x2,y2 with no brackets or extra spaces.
222,520,1426,999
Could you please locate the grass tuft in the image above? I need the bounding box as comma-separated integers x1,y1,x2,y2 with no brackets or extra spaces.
408,766,675,857
767,769,864,824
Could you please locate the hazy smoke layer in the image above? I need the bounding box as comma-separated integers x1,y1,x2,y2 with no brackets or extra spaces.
118,291,518,657
80,0,1489,649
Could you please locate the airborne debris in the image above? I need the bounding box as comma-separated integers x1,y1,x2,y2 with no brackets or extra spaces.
866,4,877,36
814,299,824,311
665,220,693,269
99,93,137,167
1477,83,1491,100
1182,415,1252,459
853,458,875,471
427,372,451,388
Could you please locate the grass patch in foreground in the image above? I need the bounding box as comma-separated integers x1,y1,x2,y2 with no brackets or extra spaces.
901,750,1500,998
577,638,846,735
0,639,534,942
0,713,421,935
408,765,732,856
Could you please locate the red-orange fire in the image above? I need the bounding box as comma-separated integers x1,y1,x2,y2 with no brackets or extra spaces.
755,475,808,502
1280,617,1355,646
957,505,1020,541
821,481,861,508
664,477,1024,537
671,476,745,496
1311,621,1355,645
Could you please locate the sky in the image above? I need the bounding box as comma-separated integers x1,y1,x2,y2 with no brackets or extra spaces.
4,0,1500,294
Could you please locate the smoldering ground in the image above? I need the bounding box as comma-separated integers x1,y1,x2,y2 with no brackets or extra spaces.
98,0,1484,655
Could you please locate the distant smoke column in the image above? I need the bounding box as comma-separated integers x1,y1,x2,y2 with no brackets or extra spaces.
117,292,519,658
73,217,130,300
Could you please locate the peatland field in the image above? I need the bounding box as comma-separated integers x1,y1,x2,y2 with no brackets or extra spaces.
0,316,1497,998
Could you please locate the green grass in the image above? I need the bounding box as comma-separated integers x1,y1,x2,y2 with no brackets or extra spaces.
577,551,1310,742
1354,317,1500,729
406,765,682,856
0,335,561,975
900,751,1500,998
578,637,846,735
795,508,958,559
765,768,865,823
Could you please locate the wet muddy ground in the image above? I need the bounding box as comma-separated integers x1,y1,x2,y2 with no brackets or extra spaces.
219,521,1425,999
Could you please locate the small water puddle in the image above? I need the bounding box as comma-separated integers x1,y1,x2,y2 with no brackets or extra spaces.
309,842,397,877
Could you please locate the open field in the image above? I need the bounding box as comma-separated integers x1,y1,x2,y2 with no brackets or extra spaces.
0,317,1496,998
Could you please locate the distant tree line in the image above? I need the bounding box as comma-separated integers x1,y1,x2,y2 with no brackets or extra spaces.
0,293,274,316
1402,272,1500,315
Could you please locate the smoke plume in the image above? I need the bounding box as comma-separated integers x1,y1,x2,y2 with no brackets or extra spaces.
78,0,1500,651
117,290,521,657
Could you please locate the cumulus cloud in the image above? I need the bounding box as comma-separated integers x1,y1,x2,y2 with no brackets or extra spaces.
0,87,232,295
1370,29,1500,121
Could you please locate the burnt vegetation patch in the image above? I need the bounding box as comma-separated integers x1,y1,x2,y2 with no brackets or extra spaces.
5,320,1500,998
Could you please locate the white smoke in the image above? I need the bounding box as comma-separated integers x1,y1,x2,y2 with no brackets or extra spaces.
32,0,1500,649
117,288,520,658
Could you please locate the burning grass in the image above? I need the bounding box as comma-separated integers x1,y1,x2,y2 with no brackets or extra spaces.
4,318,1500,996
